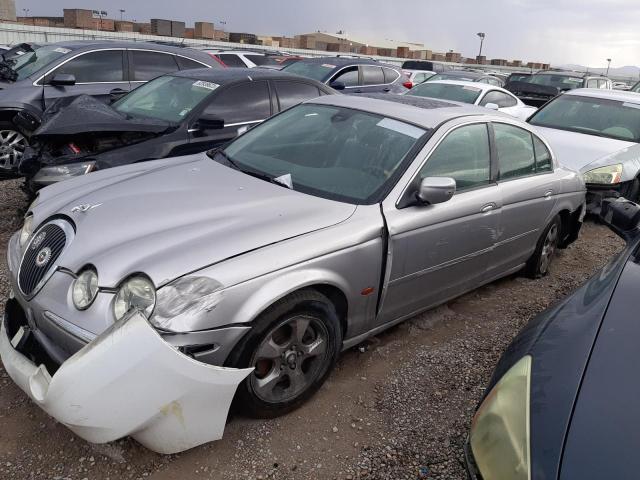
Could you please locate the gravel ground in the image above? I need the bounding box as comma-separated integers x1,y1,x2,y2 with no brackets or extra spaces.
0,178,625,480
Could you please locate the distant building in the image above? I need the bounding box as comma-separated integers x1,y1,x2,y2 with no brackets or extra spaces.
476,55,487,65
294,32,363,53
64,8,114,31
134,22,152,35
229,32,258,44
511,59,523,67
271,36,295,48
490,58,508,66
0,0,15,22
194,21,214,40
411,49,433,60
396,46,410,58
150,18,184,37
360,46,378,56
114,20,134,32
184,27,194,39
18,16,63,27
214,30,229,42
432,53,446,61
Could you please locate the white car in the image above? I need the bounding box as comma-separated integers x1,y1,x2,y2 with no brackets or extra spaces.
403,69,436,86
527,88,640,211
406,80,537,120
613,81,631,91
196,49,283,68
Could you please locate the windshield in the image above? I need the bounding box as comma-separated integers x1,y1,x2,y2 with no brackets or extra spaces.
631,82,640,93
282,61,335,82
509,74,531,83
11,45,70,81
219,104,427,204
529,74,583,90
407,83,481,104
247,55,281,67
529,95,640,142
428,73,477,82
113,76,218,123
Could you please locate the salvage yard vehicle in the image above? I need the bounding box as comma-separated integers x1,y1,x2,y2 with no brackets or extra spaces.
1,94,585,453
17,69,333,190
282,57,411,93
0,40,221,179
406,80,537,120
528,88,640,212
507,70,612,107
425,70,504,87
466,197,640,480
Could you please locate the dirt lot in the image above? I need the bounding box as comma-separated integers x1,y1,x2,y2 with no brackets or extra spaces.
0,178,625,480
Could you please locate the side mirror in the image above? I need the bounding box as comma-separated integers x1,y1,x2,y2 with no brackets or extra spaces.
329,81,346,91
48,73,76,86
484,102,499,110
193,113,224,131
416,177,456,205
599,197,640,240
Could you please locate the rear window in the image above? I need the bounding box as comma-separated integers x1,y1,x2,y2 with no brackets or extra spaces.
529,74,583,90
282,61,336,82
246,55,281,67
408,83,481,104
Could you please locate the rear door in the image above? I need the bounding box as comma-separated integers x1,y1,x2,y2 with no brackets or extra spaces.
129,50,181,86
359,65,387,93
478,90,520,116
42,49,129,108
186,80,272,152
272,79,325,111
489,121,558,275
378,121,501,325
329,65,360,92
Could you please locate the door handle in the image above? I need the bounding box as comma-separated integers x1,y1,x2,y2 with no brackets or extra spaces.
480,203,496,213
383,88,391,92
544,190,553,198
109,88,127,95
353,89,363,93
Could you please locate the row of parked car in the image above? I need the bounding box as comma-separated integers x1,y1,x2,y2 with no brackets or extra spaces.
1,40,640,474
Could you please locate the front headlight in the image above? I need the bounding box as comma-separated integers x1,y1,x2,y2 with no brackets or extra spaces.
583,163,623,184
113,276,156,321
470,355,532,480
72,268,98,310
35,161,96,182
19,214,34,248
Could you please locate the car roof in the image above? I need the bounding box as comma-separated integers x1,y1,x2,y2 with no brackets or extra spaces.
534,70,606,79
563,88,640,103
49,40,215,59
437,71,490,79
294,56,398,69
307,93,503,129
420,80,496,92
170,67,329,87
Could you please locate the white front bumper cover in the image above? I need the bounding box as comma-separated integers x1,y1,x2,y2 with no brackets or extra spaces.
0,310,253,454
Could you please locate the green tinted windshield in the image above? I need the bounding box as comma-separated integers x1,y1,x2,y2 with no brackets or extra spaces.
529,74,583,90
408,83,481,104
529,95,640,142
428,73,478,82
12,45,69,80
221,104,427,204
282,61,336,82
114,76,218,123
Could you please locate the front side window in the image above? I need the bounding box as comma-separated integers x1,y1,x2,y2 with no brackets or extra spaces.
52,50,124,83
113,75,217,122
479,91,517,108
586,79,598,88
131,51,179,81
419,123,491,190
205,81,271,124
494,123,536,179
220,104,427,204
408,83,481,104
331,67,359,87
362,66,384,85
529,95,640,142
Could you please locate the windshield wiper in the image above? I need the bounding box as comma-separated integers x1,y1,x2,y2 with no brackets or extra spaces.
207,149,294,188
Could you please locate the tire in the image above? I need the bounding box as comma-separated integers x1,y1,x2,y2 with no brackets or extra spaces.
524,215,562,279
0,121,27,174
227,289,342,418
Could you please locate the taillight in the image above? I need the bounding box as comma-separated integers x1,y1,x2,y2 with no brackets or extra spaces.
403,81,413,89
208,53,227,68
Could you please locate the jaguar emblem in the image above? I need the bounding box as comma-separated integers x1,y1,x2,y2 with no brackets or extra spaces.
30,231,46,250
35,247,52,268
71,203,102,213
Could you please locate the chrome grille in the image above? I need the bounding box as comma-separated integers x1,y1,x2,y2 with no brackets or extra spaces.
18,220,71,297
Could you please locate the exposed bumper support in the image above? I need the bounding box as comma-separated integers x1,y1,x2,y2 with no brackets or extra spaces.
0,310,252,454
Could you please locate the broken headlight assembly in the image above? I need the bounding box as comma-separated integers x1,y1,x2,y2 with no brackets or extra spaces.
469,355,532,480
583,163,623,185
151,276,224,332
113,275,156,321
19,214,34,248
72,268,99,310
36,161,96,181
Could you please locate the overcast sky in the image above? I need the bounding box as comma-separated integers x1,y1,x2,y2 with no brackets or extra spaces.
14,0,640,67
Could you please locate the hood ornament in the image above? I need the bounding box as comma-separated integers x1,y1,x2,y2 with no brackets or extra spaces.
71,203,102,213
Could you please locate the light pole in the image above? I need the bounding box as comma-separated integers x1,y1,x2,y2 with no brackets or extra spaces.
22,8,30,18
606,58,612,76
119,9,125,21
477,32,485,59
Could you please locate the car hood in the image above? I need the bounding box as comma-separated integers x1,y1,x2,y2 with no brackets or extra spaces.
32,154,357,287
559,256,640,479
530,125,635,172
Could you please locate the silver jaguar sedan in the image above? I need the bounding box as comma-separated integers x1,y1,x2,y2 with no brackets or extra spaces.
1,94,585,453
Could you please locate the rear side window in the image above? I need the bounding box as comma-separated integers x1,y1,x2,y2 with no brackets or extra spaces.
274,80,321,110
480,91,517,108
176,56,206,71
331,67,359,87
586,78,598,88
217,54,246,67
53,50,124,83
383,67,400,84
494,123,536,179
533,135,553,172
362,66,384,85
131,51,179,81
205,81,271,124
420,123,491,190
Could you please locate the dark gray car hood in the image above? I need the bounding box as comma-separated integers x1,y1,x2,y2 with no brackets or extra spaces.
32,154,357,286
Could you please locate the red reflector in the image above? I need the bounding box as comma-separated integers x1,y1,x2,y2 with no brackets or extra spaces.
403,81,413,89
68,143,81,154
361,287,375,296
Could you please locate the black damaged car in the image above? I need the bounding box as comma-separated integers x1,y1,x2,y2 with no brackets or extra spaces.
18,69,334,191
466,197,640,479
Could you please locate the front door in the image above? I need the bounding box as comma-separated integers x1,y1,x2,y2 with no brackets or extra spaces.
377,122,501,325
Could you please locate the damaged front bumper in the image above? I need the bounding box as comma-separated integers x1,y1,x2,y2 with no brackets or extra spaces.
0,308,252,454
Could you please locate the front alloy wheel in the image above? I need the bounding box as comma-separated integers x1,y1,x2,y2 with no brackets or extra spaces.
0,128,26,172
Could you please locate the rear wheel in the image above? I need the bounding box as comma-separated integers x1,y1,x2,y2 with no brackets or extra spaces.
525,215,561,278
0,121,26,174
228,290,342,418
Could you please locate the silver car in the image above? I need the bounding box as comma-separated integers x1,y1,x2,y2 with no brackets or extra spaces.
1,95,585,453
